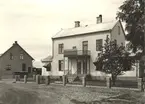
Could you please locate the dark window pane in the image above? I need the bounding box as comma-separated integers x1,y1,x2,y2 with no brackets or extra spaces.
46,64,51,71
96,39,102,51
58,44,64,54
59,60,63,71
22,63,26,71
10,53,13,60
82,41,88,55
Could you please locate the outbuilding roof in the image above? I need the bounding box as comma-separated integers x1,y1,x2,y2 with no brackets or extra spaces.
52,20,119,39
41,55,52,62
0,41,34,60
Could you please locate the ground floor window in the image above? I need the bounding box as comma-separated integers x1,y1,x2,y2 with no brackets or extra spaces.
5,64,11,71
46,65,51,71
59,60,63,71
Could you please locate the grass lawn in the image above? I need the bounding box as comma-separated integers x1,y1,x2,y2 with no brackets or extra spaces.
0,79,144,104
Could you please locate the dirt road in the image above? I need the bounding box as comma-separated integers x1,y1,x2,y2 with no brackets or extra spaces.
0,80,144,104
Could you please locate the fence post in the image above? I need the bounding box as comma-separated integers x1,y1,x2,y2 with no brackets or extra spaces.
63,75,66,86
18,75,20,81
33,74,36,81
39,76,44,84
36,75,40,84
15,75,18,82
106,77,111,88
24,75,27,83
82,75,86,87
45,76,50,85
138,78,144,92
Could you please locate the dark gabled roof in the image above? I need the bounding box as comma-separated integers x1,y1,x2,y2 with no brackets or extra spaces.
52,20,119,39
0,41,34,60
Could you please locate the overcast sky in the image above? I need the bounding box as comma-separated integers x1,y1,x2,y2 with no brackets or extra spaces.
0,0,124,61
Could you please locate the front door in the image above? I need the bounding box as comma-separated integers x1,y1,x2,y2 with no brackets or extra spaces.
77,61,81,74
83,59,87,74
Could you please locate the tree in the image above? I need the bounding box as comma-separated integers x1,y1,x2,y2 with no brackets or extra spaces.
116,0,145,53
94,36,134,85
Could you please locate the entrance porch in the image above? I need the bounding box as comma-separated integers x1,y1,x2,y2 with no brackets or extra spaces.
63,50,91,76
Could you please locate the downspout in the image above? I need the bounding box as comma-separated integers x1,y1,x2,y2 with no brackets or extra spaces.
109,29,112,41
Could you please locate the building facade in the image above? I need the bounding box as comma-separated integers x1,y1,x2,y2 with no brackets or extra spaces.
48,16,138,78
0,41,34,78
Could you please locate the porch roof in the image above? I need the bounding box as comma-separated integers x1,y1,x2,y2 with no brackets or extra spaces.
41,55,52,63
64,49,91,57
43,62,51,68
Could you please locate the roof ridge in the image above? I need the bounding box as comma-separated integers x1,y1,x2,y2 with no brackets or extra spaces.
61,20,117,30
52,20,118,39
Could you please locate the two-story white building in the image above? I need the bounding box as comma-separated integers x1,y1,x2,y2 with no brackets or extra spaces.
49,15,127,78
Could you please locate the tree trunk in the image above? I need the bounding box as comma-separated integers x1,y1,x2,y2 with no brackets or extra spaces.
111,74,116,86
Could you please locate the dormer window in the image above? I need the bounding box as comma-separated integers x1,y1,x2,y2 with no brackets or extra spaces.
10,53,13,60
20,53,24,59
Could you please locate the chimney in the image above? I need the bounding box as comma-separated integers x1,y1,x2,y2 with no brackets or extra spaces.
15,41,17,44
96,14,102,24
75,21,80,27
13,41,18,45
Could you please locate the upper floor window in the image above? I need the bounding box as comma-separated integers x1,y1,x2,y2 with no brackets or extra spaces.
10,53,13,60
58,44,64,54
118,26,121,35
82,41,88,51
20,53,24,60
96,39,102,51
59,60,63,71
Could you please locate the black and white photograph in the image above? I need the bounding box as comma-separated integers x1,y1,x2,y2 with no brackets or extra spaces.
0,0,145,104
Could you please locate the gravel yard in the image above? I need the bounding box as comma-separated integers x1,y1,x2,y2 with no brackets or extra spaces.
0,79,144,104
